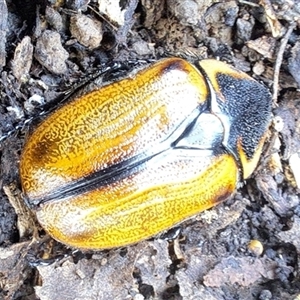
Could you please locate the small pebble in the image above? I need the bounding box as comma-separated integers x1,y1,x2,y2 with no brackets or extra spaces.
248,240,264,256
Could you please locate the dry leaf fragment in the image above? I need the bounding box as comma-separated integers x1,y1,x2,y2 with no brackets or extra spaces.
203,256,276,287
246,36,277,59
259,0,283,38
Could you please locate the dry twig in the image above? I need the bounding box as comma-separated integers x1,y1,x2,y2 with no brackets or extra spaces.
272,23,296,103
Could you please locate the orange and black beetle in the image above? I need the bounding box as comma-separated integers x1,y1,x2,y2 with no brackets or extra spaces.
20,58,272,249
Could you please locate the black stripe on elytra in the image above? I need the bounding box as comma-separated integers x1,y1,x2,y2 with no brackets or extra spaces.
30,103,210,208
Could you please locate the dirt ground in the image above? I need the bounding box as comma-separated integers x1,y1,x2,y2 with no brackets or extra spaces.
0,0,300,299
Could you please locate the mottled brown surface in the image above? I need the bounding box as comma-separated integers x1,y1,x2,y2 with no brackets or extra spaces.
0,0,300,299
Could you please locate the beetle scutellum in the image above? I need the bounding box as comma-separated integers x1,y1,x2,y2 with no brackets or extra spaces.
20,58,272,249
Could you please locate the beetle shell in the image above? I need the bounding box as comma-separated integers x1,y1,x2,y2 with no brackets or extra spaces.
20,58,272,249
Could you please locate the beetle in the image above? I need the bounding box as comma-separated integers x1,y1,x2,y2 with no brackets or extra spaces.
20,57,272,250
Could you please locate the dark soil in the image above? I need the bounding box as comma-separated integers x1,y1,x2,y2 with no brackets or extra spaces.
0,0,300,299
